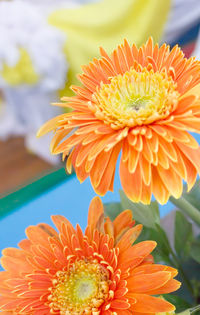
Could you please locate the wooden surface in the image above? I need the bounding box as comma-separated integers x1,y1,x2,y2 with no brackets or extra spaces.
0,137,54,197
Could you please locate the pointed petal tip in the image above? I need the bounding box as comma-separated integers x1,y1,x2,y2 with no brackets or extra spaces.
36,127,42,138
123,38,130,45
88,196,104,231
51,214,66,221
99,46,106,55
150,240,157,250
91,196,103,204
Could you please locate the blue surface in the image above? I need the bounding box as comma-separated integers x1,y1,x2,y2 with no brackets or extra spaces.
0,170,172,254
1,133,200,264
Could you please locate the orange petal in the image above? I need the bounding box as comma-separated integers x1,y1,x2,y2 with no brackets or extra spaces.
152,166,170,204
147,131,158,153
158,137,178,162
113,210,133,239
76,156,90,183
110,298,130,309
140,183,152,204
37,113,68,137
94,143,121,195
123,39,134,69
142,137,153,163
127,271,171,293
119,241,156,264
87,196,104,233
90,148,113,188
169,146,187,179
116,225,143,253
133,264,178,278
157,145,170,169
120,159,142,203
1,255,32,274
176,142,200,174
140,155,151,186
104,217,114,238
50,128,73,154
157,165,183,199
180,150,197,191
128,146,140,173
75,141,99,168
51,215,76,235
129,294,175,313
146,279,181,295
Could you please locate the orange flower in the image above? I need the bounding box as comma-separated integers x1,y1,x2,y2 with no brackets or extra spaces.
0,197,180,314
38,37,200,205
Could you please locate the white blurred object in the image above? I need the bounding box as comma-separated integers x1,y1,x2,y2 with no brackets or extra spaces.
162,0,200,43
0,0,70,163
17,0,99,14
0,1,67,89
0,87,61,164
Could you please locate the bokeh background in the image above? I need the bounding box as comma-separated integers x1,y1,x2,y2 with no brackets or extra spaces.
0,0,200,197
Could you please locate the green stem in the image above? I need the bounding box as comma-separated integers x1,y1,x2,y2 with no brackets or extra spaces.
170,196,200,226
190,304,200,314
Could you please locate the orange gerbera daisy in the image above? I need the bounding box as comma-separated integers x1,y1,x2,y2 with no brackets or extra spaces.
0,197,180,314
38,37,200,205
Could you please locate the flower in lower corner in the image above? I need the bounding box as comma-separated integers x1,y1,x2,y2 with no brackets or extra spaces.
0,197,181,314
37,37,200,205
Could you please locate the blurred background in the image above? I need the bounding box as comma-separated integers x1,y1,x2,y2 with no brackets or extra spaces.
0,0,200,197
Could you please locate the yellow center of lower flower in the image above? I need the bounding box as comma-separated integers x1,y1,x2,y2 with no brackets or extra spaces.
91,68,179,129
48,259,110,314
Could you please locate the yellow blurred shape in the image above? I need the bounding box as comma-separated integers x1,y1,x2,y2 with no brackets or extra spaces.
49,0,171,96
1,48,39,86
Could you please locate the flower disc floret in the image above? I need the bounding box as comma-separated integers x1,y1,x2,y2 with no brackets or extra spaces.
92,68,179,129
49,259,109,314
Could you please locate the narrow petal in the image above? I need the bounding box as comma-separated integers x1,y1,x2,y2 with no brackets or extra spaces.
116,225,143,253
129,294,175,313
146,279,181,295
157,165,183,199
113,210,134,240
37,114,68,137
127,271,171,293
176,142,200,174
152,166,170,204
120,160,142,203
119,241,156,264
87,197,104,233
94,143,121,195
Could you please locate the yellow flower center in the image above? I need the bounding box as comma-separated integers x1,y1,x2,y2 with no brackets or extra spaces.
91,68,179,129
48,259,110,314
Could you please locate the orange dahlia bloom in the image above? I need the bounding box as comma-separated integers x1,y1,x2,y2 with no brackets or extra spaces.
0,197,180,314
38,37,200,205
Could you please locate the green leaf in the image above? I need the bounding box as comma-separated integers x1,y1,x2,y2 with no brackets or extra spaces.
174,211,194,259
182,181,200,212
170,189,200,227
190,239,200,264
164,294,191,313
104,202,123,221
136,226,172,264
119,190,160,229
178,259,200,304
155,224,172,254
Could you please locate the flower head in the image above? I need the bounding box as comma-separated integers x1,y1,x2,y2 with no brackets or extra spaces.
38,38,200,204
0,197,180,314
